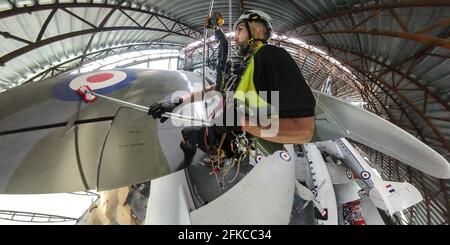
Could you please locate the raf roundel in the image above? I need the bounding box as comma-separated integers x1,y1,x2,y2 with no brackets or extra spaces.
69,71,127,91
346,169,353,179
360,171,371,180
255,154,264,164
53,70,136,101
279,151,291,161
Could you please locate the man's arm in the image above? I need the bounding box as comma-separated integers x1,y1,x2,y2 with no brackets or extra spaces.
243,46,316,144
241,116,315,144
148,84,217,122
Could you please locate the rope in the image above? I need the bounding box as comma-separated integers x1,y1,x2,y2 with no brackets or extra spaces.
226,154,243,184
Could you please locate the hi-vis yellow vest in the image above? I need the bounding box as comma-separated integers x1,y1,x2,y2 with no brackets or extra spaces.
233,43,269,111
233,43,284,155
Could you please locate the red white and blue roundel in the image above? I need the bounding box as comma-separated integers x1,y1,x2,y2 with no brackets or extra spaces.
53,70,137,101
279,151,291,161
360,171,371,180
255,154,264,164
346,169,353,179
358,189,367,197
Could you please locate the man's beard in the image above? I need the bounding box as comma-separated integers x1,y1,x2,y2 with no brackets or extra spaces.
237,42,251,57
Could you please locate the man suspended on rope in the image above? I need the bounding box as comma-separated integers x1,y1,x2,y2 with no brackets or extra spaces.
148,10,316,171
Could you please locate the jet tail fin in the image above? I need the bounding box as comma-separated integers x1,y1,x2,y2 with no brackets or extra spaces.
369,181,423,215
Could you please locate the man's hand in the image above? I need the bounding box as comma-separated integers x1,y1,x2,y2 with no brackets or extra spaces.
148,97,183,123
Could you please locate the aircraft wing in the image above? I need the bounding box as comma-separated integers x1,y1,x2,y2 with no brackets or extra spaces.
311,91,450,179
333,181,362,205
189,145,296,225
0,69,201,194
359,197,386,225
303,143,339,225
325,162,354,185
369,181,423,214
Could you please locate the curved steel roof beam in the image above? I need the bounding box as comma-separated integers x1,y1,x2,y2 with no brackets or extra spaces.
292,0,450,27
275,40,365,92
0,210,77,223
315,69,413,134
303,62,404,130
299,30,450,50
300,45,435,148
114,55,179,69
0,2,202,66
290,44,432,143
297,40,449,149
0,26,195,66
400,31,450,76
23,42,184,84
337,58,450,153
0,31,33,44
316,45,450,112
348,78,423,137
358,81,428,142
311,55,430,142
297,50,360,86
288,0,333,55
0,2,202,36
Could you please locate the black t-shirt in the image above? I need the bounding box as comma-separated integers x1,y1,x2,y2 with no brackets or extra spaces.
252,45,316,118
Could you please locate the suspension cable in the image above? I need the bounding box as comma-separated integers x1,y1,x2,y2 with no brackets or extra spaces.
229,0,232,69
202,0,215,114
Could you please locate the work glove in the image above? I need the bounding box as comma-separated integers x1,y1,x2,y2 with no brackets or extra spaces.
148,97,183,123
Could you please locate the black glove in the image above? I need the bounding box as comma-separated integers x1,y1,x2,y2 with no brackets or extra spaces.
148,97,183,123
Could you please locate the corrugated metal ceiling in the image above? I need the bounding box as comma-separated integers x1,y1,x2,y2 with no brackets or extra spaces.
0,0,449,225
